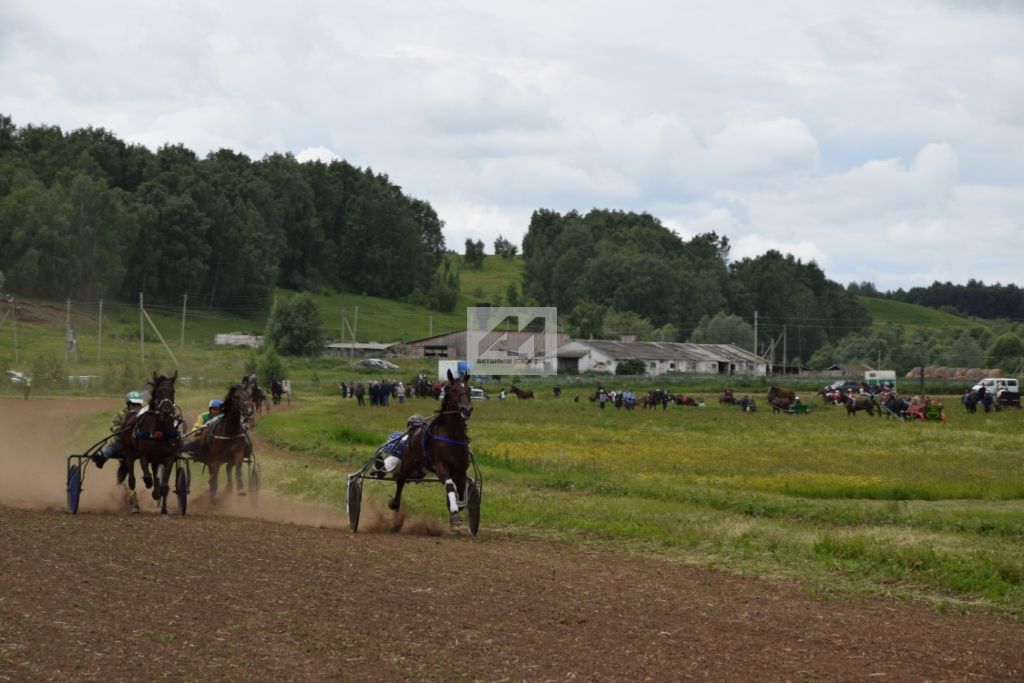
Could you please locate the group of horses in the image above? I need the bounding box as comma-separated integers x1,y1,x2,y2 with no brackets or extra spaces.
110,372,266,514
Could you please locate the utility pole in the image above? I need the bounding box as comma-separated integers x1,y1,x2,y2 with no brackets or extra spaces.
65,298,72,362
139,291,145,366
180,293,187,351
783,325,787,377
753,310,758,370
352,305,358,358
97,298,103,360
919,337,926,394
10,295,18,364
429,314,433,337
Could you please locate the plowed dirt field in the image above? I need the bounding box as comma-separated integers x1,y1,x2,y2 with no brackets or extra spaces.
1,397,1022,681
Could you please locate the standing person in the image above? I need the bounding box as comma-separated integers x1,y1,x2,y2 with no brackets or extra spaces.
598,388,608,409
355,382,366,406
396,381,406,405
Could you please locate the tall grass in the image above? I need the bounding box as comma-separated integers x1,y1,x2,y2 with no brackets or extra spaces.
256,392,1024,613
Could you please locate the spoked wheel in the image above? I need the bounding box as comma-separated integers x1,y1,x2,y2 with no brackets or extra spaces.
66,463,83,514
248,463,260,507
175,464,190,515
466,479,482,537
346,477,363,532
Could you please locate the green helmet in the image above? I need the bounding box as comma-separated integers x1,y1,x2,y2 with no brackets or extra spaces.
125,391,144,405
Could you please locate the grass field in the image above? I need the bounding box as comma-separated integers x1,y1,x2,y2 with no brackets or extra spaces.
859,296,975,331
254,392,1024,615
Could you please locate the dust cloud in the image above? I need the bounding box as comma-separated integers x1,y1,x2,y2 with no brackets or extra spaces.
0,397,448,535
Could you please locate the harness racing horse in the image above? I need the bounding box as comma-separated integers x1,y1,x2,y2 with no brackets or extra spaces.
509,385,534,399
196,384,253,499
270,378,284,406
391,369,473,532
124,372,182,514
840,393,878,417
766,385,797,413
250,380,266,416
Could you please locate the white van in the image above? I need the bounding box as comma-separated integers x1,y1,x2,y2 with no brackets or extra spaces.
971,378,1020,407
864,370,897,391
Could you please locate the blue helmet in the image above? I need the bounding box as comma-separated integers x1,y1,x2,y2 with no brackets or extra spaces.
209,399,223,409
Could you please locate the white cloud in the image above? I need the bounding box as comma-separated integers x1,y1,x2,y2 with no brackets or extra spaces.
0,0,1021,289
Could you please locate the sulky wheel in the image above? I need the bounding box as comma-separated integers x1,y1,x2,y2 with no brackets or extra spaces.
466,480,482,537
248,464,260,507
346,477,363,532
66,463,82,514
175,464,190,516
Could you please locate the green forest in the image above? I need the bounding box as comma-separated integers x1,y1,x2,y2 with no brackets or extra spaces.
1,114,1023,375
0,114,449,311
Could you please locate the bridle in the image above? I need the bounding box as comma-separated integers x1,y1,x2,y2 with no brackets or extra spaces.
440,379,473,421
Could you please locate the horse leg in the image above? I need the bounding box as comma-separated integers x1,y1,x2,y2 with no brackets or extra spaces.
435,461,463,531
126,460,140,514
208,462,221,500
388,478,405,511
234,455,245,496
140,458,154,490
158,460,171,515
225,462,235,494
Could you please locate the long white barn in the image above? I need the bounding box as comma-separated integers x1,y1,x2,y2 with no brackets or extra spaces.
557,339,769,376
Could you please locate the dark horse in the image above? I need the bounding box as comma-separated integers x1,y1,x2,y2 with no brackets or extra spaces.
391,369,473,531
271,378,284,406
124,372,182,514
509,385,534,399
195,384,253,498
767,385,797,413
840,393,878,417
251,380,266,416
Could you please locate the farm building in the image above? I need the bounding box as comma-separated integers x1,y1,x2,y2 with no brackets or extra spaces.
556,340,769,376
322,341,399,358
406,329,570,360
214,333,263,348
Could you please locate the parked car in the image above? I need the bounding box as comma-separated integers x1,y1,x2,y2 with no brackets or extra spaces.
470,387,488,401
971,377,1021,408
5,370,27,384
823,379,862,393
358,358,400,370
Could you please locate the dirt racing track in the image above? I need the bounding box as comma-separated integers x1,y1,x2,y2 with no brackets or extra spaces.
2,398,1023,681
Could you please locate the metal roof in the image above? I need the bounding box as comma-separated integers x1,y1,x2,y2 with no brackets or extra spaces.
563,340,768,363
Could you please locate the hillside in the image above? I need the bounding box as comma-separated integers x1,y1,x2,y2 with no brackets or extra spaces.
859,296,975,330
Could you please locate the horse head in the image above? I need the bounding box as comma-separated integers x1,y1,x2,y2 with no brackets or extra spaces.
445,369,473,420
231,384,254,426
149,370,177,420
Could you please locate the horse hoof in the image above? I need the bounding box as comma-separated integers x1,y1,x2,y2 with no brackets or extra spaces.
130,506,140,515
388,499,400,511
151,489,161,501
143,476,153,489
238,491,247,497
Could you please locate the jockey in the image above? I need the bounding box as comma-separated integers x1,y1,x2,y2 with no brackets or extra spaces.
373,415,427,477
90,391,146,468
181,399,222,457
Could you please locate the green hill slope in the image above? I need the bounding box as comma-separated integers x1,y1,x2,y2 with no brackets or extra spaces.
859,296,975,330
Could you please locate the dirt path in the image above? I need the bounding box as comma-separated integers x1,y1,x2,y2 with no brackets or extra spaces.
1,397,1022,681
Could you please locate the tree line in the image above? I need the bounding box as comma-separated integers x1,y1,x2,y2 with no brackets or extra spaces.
849,280,1024,321
0,114,450,311
521,208,869,362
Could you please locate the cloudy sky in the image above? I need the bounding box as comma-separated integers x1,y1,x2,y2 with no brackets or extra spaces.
1,1,1022,290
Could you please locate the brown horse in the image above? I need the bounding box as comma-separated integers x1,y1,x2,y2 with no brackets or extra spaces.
509,385,534,399
391,369,473,531
766,385,798,413
124,372,182,515
840,393,878,417
195,384,253,498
